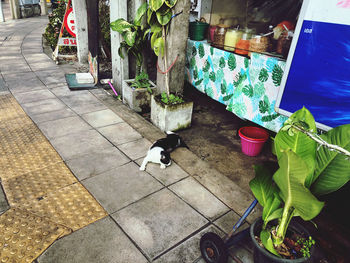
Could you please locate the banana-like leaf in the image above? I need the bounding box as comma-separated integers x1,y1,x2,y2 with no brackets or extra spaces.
273,150,324,221
121,31,137,47
110,18,133,33
150,0,164,11
249,165,276,207
260,230,280,257
264,208,283,228
165,0,177,8
156,9,172,25
153,37,164,57
262,194,281,226
311,124,350,195
134,2,148,26
275,107,317,187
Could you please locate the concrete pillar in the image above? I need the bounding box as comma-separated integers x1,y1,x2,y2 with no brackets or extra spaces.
156,0,191,95
0,0,5,22
40,0,48,16
110,0,129,95
10,0,20,19
72,0,89,64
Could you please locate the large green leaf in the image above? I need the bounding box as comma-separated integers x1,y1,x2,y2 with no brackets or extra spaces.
150,0,164,11
260,230,280,257
121,31,137,47
156,9,172,25
311,124,350,195
151,31,161,50
262,194,281,226
153,37,164,56
147,8,155,24
273,150,324,221
249,165,275,207
110,18,133,33
275,107,317,187
134,2,148,26
165,0,177,8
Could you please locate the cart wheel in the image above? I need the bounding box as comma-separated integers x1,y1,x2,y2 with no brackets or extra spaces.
200,232,228,263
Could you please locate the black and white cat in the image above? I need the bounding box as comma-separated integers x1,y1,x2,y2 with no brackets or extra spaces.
139,131,188,171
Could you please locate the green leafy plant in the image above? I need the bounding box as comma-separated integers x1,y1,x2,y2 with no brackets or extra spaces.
147,0,178,97
130,71,153,94
160,92,184,105
110,3,148,75
250,107,350,259
297,236,315,258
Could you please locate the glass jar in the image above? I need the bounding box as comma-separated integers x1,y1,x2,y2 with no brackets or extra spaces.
249,34,270,55
224,29,243,51
277,31,293,57
208,25,217,42
213,24,229,49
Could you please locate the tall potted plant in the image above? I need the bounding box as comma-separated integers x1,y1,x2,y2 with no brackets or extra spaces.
249,107,350,262
110,3,156,113
147,0,193,131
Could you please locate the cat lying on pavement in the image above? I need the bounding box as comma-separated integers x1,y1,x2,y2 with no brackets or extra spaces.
139,131,188,171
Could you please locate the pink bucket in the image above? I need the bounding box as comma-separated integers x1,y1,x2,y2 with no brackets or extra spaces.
238,127,269,157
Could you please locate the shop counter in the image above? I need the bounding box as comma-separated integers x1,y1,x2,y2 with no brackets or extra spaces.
185,39,288,132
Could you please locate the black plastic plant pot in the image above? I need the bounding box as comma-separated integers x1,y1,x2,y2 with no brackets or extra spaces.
250,218,314,263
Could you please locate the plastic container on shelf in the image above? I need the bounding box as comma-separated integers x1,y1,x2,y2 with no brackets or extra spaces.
238,127,269,156
208,25,217,42
213,24,230,49
189,21,209,41
235,31,252,55
224,29,243,51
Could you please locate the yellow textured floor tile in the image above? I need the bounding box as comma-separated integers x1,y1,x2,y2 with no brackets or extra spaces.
0,207,71,263
19,183,107,231
2,162,78,206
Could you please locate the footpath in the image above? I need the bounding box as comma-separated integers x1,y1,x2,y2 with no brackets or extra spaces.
0,16,258,263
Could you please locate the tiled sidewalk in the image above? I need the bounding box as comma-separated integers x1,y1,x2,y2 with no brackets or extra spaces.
0,16,256,263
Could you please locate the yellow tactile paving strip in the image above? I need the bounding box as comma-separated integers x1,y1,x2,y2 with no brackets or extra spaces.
0,94,107,262
0,208,71,263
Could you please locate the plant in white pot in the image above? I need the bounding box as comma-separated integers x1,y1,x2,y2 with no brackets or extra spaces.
147,0,193,131
249,107,350,262
110,3,156,113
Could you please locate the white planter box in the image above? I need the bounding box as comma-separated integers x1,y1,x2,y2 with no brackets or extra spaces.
151,95,193,132
122,79,156,113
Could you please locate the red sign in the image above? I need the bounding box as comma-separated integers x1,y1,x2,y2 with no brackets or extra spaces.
63,8,76,37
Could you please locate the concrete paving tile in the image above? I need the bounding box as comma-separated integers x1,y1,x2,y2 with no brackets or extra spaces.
37,116,91,139
5,78,46,94
68,102,107,115
30,63,60,72
38,217,148,263
98,122,142,146
112,188,208,259
169,177,230,221
30,107,76,124
60,92,108,114
118,138,152,160
153,225,224,263
51,86,88,98
66,146,130,181
35,69,66,85
1,71,37,82
81,109,124,128
214,210,250,235
228,245,254,263
0,185,9,214
0,64,32,74
12,89,55,104
82,162,163,213
135,158,189,186
21,98,67,116
50,129,113,160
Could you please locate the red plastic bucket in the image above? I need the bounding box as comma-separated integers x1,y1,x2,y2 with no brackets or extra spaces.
238,127,269,156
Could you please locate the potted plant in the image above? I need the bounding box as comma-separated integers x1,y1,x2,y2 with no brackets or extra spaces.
122,71,156,112
249,107,350,262
147,0,193,131
110,3,156,112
